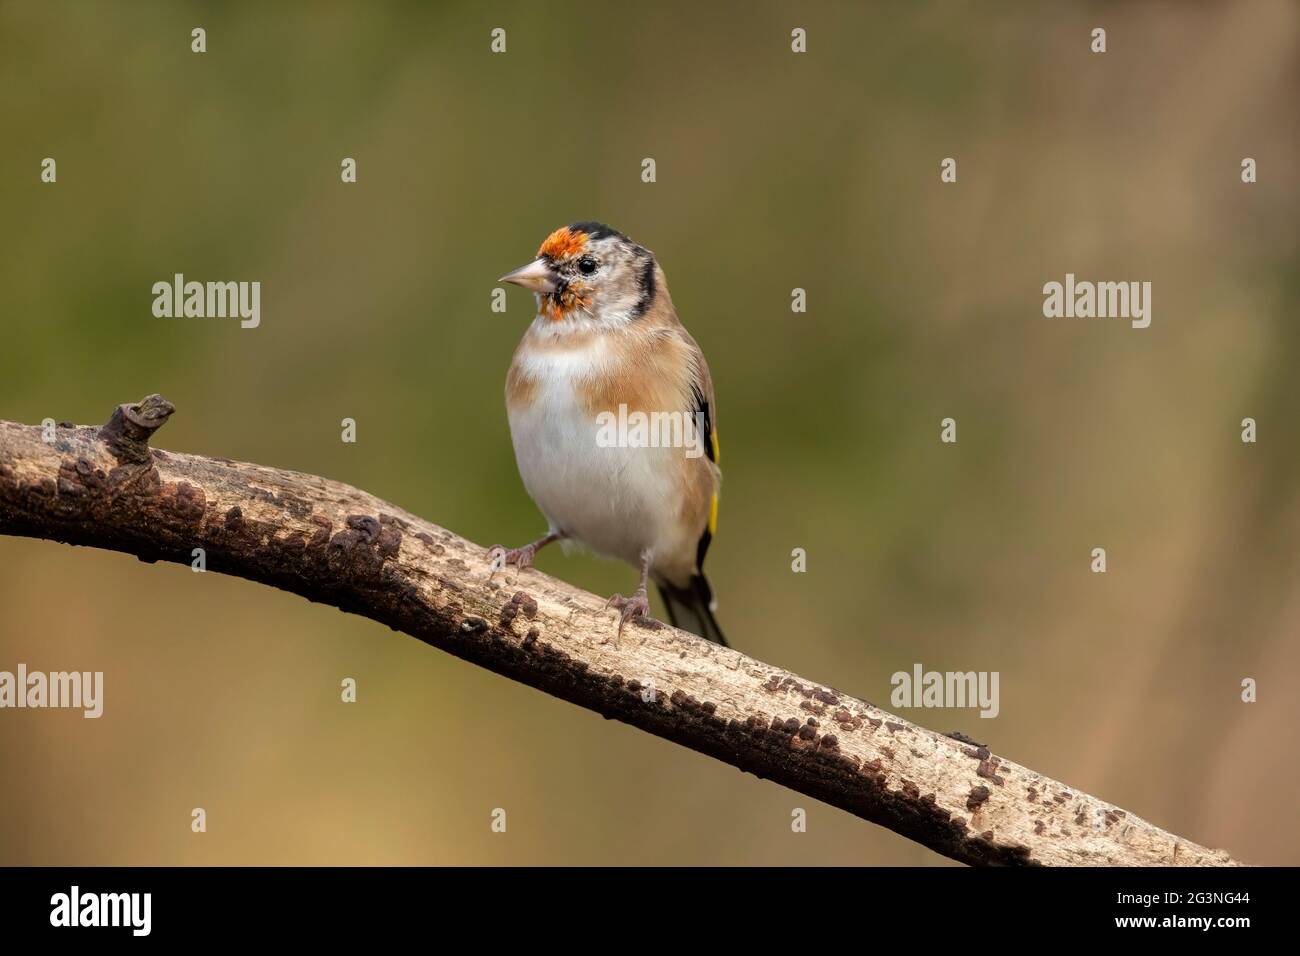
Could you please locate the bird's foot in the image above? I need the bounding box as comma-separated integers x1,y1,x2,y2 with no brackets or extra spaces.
487,543,538,573
487,532,563,575
604,590,651,642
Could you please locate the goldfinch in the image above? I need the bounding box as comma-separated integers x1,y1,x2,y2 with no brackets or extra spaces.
491,222,726,645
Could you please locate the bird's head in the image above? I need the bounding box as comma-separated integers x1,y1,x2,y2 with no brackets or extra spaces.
500,222,659,327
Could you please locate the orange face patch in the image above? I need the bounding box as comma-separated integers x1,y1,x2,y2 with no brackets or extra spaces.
539,283,593,321
537,226,588,261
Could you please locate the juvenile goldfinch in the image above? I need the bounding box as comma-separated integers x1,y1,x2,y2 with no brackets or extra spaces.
491,222,726,645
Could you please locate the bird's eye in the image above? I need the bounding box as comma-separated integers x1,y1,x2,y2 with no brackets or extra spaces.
577,256,598,275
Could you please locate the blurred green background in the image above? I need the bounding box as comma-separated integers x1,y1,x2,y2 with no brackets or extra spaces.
1,1,1297,865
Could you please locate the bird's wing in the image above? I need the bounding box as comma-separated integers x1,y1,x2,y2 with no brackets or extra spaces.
640,286,722,573
676,327,718,467
676,327,720,572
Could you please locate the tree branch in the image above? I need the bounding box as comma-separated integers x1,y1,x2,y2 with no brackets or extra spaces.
0,395,1241,866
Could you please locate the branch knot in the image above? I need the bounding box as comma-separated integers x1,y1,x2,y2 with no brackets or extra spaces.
99,394,174,464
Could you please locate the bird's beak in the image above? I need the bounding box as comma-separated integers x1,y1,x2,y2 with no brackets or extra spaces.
499,258,558,294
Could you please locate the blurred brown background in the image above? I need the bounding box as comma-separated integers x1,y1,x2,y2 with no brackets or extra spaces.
1,1,1297,865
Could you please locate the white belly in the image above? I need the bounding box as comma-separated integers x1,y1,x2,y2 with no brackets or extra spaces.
507,376,683,569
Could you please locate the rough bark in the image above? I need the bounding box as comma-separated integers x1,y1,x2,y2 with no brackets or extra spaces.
0,396,1241,866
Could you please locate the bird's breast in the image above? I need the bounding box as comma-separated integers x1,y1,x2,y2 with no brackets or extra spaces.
504,337,690,565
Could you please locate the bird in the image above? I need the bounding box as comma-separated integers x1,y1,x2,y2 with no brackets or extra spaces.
490,221,727,646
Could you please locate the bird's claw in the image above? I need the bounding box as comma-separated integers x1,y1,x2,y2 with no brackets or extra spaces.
487,543,536,573
605,591,650,641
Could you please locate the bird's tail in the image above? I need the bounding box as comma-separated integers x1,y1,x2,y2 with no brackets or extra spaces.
657,575,728,647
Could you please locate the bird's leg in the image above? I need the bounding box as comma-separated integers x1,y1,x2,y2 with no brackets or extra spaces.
605,550,653,639
487,530,563,572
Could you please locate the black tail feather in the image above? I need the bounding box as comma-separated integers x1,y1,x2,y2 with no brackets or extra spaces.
656,575,727,647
